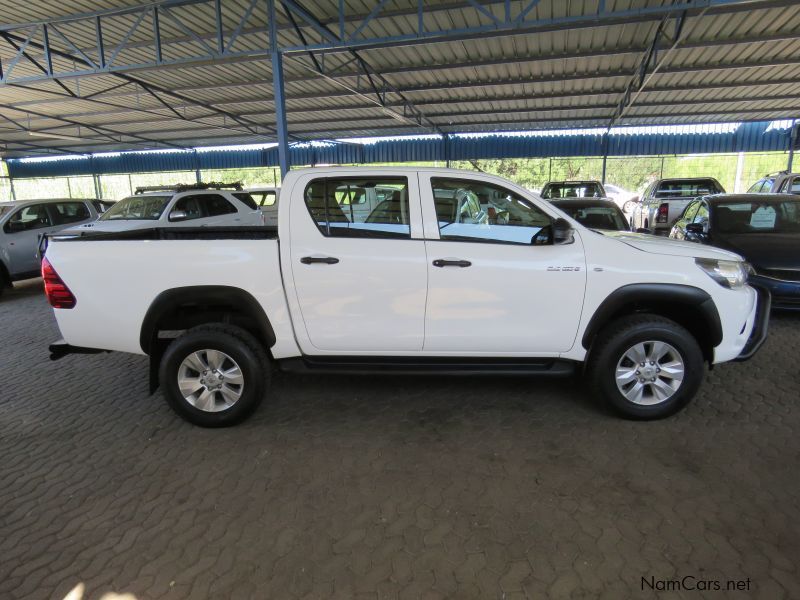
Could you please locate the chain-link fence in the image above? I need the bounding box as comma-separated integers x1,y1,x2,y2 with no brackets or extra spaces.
0,152,792,202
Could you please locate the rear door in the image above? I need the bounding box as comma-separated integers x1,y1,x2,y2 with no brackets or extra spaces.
420,173,586,353
287,171,428,353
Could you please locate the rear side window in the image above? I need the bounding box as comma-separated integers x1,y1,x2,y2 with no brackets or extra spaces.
201,194,238,217
233,193,259,210
304,177,410,239
252,191,277,207
50,201,90,225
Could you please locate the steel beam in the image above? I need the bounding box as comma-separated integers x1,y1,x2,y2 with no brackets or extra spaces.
269,0,290,176
0,0,792,84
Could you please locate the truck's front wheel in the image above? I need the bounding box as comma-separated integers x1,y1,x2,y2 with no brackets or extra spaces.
590,315,704,419
159,324,269,427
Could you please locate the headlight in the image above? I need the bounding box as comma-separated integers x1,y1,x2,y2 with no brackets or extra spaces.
695,258,748,289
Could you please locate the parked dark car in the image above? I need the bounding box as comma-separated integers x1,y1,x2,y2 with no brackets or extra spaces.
670,193,800,310
550,198,630,231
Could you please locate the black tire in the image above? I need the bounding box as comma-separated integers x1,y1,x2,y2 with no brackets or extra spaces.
159,324,269,427
0,266,8,297
589,315,704,420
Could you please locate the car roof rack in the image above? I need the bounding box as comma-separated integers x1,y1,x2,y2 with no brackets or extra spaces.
134,181,243,194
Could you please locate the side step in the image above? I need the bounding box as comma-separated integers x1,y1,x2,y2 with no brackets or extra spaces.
278,356,576,377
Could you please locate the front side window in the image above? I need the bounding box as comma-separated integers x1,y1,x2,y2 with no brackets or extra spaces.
681,200,701,222
4,204,52,233
100,195,171,220
432,178,551,245
50,201,90,225
92,200,115,213
304,177,410,239
693,202,710,225
787,177,800,194
171,195,204,221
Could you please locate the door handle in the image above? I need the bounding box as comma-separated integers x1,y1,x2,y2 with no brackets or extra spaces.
300,255,339,265
433,259,471,268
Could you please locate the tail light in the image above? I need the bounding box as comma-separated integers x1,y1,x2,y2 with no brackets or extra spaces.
42,257,76,309
655,203,669,223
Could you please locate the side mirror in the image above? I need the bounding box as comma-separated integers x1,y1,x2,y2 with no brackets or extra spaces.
553,217,574,245
635,227,652,234
686,223,706,236
169,210,188,222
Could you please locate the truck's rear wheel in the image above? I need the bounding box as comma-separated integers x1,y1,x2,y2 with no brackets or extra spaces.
589,315,704,419
159,324,269,427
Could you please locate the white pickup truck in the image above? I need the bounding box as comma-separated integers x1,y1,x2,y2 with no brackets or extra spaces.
43,167,769,427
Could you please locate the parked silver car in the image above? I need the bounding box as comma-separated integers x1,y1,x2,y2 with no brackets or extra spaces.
747,171,800,194
0,198,109,295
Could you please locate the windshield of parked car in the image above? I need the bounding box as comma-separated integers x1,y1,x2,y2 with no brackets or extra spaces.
556,204,627,231
542,182,604,199
655,180,721,198
99,195,171,220
714,200,800,234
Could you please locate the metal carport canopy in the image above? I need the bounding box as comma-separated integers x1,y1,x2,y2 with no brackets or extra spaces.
0,0,799,171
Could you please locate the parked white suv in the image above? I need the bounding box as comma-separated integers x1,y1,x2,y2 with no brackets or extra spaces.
44,168,768,426
0,198,109,296
67,183,263,234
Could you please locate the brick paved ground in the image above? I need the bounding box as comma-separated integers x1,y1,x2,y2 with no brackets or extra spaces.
1,278,799,600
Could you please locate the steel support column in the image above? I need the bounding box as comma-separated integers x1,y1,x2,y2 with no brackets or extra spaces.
269,0,290,176
601,132,609,183
788,119,798,171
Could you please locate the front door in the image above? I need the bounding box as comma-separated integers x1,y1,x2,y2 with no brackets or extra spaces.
420,174,587,354
288,172,428,353
3,203,57,276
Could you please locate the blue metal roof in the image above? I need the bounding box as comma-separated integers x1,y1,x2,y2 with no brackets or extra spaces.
5,121,792,179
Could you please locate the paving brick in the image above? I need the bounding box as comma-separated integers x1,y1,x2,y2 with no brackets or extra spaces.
0,279,799,598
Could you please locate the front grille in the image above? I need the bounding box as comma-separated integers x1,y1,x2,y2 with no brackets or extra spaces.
758,268,800,282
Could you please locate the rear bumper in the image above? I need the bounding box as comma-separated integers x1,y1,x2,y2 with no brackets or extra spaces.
733,285,771,362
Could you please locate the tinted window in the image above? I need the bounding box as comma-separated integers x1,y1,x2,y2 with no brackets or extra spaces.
172,195,204,221
233,192,259,210
714,200,800,234
432,178,551,245
50,201,90,225
788,177,800,194
655,180,722,198
305,178,410,239
556,204,627,231
542,182,604,199
200,194,237,217
101,195,171,220
4,204,52,233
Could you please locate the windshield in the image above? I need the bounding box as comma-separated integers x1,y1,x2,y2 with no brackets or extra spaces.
542,183,604,199
99,195,171,220
714,200,800,234
0,206,12,217
558,205,627,231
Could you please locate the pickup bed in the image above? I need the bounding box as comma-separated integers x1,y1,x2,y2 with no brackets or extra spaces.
44,167,768,426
